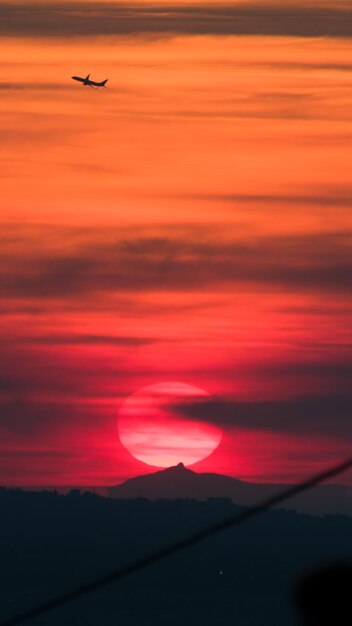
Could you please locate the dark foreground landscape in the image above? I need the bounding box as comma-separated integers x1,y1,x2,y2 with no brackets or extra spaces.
0,488,351,626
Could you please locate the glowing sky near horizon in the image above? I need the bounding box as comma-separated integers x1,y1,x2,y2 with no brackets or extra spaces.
0,1,351,487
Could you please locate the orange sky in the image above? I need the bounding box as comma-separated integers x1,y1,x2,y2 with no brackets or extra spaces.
1,2,352,486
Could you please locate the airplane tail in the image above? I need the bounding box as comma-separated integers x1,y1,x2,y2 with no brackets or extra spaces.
102,79,108,86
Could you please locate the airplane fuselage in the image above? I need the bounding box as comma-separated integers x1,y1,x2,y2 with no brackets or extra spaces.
71,74,108,88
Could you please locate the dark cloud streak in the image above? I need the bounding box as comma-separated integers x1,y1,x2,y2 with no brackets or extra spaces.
175,393,352,439
1,231,351,300
2,334,158,347
187,191,352,208
0,82,72,91
1,2,352,38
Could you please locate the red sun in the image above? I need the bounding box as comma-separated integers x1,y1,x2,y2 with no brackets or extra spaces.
117,382,222,468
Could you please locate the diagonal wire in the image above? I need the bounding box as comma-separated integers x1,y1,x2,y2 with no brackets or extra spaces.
1,455,352,626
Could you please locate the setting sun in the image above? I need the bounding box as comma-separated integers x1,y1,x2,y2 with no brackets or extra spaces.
118,382,222,467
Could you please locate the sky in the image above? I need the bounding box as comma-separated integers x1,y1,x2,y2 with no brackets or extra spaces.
1,0,352,487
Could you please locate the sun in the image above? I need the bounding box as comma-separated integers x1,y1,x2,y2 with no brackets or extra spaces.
117,382,222,468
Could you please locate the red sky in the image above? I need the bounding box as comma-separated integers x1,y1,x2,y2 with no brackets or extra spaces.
1,1,352,487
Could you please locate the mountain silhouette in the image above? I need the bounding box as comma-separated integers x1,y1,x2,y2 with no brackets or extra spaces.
1,486,352,626
107,463,352,516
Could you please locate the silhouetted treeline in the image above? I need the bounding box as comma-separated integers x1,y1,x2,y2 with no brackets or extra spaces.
0,488,351,626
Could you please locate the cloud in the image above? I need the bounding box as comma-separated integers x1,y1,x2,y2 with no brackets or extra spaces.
1,229,351,302
1,2,352,38
0,82,71,91
0,344,128,438
5,334,157,347
186,190,352,208
0,341,132,402
174,392,352,439
254,61,352,74
1,317,350,450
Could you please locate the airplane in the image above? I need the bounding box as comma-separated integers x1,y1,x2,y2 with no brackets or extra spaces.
71,74,108,88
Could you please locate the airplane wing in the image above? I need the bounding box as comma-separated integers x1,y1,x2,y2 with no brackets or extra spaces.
89,79,108,87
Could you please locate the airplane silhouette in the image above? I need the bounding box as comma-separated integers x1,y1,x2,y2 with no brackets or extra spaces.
71,74,108,88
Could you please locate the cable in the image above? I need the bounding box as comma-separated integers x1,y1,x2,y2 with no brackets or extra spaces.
1,455,352,626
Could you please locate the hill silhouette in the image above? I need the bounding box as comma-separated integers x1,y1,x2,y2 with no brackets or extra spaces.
0,487,351,626
107,463,352,516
